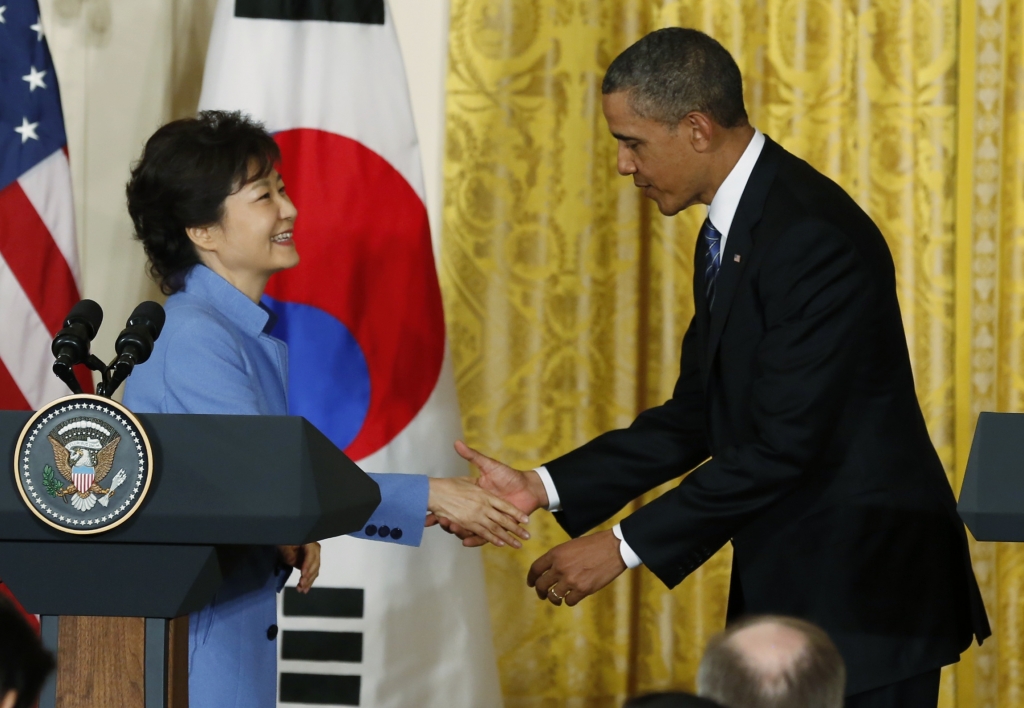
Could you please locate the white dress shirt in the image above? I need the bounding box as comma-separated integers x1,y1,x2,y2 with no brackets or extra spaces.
535,128,766,570
707,128,765,248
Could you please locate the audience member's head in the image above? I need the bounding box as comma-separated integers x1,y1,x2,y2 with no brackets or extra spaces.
0,597,54,708
696,615,845,708
625,691,723,708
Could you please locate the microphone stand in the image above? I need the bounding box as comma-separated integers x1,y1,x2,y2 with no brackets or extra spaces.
96,356,133,399
89,355,113,397
53,354,111,397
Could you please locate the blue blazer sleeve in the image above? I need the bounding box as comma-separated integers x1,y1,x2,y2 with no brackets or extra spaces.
347,473,428,547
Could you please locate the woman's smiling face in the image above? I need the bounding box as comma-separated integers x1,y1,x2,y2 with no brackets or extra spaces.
188,165,299,301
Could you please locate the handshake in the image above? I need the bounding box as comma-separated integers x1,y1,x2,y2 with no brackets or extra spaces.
424,441,547,549
424,441,629,608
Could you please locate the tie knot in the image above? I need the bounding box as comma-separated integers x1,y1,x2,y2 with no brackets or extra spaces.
702,218,721,243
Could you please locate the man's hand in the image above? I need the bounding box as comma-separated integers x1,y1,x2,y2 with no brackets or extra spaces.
455,441,548,514
526,530,626,607
437,441,550,547
278,542,321,594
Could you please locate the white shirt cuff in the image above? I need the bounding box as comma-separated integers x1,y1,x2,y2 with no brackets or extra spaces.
612,524,643,569
534,466,561,512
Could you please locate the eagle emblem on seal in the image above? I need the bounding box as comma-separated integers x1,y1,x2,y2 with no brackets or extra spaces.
15,395,153,534
46,418,127,512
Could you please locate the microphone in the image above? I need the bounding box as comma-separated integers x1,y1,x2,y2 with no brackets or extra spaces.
114,301,166,369
51,300,103,394
99,302,166,397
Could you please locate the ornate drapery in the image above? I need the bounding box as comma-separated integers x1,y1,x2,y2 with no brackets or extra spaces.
440,1,1023,705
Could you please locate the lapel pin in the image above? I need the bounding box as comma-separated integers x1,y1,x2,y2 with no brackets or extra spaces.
734,254,742,263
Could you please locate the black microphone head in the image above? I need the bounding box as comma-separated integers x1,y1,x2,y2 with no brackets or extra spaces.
126,301,166,340
114,301,166,366
65,299,103,340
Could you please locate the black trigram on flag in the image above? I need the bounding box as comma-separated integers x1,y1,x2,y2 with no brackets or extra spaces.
234,0,384,23
279,587,365,706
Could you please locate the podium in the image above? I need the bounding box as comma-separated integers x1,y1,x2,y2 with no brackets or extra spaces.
958,411,1024,541
0,409,381,708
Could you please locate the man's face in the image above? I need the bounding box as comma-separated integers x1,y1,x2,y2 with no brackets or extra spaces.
602,91,707,216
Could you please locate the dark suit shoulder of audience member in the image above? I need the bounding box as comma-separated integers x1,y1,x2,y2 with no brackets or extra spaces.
0,596,55,708
625,691,724,708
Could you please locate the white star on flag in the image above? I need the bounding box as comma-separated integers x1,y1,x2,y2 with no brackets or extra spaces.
0,6,7,24
23,65,48,91
14,117,39,143
29,15,42,40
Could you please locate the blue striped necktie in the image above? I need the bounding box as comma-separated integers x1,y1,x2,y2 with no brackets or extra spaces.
702,218,723,310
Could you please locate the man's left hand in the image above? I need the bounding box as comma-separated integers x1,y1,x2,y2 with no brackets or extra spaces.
527,529,627,607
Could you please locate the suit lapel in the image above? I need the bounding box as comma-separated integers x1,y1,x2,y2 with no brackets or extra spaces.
703,136,783,384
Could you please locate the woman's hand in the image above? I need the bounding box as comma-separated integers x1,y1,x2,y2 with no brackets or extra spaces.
427,477,531,548
278,542,321,593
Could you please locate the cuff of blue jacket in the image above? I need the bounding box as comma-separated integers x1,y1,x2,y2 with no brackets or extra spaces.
348,473,429,547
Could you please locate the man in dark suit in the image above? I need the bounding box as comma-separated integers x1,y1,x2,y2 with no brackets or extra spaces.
447,27,990,707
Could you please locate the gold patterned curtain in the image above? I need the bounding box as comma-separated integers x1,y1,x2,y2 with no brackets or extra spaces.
439,0,1024,705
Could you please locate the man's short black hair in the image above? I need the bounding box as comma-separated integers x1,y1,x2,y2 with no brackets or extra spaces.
0,596,54,708
602,27,748,129
126,110,281,294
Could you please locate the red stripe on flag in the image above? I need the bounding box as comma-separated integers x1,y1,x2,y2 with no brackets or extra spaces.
74,363,94,395
0,359,31,410
0,182,81,334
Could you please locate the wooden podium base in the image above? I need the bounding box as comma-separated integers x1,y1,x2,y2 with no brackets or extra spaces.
40,616,188,708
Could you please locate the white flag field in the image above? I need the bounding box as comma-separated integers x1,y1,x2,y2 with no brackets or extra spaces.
199,1,503,706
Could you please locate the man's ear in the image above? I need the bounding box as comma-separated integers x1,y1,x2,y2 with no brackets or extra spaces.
685,111,716,153
186,224,216,254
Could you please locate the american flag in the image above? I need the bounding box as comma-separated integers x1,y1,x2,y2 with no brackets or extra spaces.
0,0,90,409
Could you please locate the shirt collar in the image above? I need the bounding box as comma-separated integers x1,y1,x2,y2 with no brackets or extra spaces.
182,265,275,336
707,128,765,239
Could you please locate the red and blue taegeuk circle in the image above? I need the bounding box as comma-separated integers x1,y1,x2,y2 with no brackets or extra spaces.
264,129,445,461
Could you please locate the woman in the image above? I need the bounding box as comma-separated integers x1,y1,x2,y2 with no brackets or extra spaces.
122,111,527,707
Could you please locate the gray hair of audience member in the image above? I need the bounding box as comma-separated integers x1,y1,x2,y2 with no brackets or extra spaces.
601,27,748,129
696,615,846,708
624,691,724,708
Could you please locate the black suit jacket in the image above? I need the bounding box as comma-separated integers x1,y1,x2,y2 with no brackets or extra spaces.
545,136,990,695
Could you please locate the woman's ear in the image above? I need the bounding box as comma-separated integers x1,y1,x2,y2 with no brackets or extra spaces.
186,225,216,254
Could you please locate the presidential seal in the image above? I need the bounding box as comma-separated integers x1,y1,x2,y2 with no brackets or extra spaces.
14,394,153,534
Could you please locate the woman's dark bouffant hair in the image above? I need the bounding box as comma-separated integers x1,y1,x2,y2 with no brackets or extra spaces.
126,110,281,294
